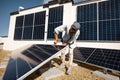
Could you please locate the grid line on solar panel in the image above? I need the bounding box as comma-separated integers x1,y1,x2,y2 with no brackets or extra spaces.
22,50,43,62
35,45,56,56
27,48,51,61
73,47,95,61
16,60,18,79
85,48,96,62
27,50,45,61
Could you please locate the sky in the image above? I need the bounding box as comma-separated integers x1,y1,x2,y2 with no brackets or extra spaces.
0,0,82,37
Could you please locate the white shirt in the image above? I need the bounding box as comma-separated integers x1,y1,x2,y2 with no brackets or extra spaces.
54,25,80,48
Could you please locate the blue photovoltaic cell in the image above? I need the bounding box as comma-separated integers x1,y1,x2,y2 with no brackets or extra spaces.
33,25,45,39
15,16,24,27
14,28,23,40
74,47,120,72
3,44,65,80
22,27,33,39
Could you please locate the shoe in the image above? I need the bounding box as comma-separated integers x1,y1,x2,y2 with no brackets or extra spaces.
57,63,65,69
66,68,71,75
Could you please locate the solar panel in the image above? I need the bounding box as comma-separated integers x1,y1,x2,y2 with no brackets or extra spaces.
33,11,46,39
77,3,97,40
14,11,46,40
14,16,24,40
74,47,120,72
99,0,120,41
77,0,120,41
47,6,63,39
3,44,65,80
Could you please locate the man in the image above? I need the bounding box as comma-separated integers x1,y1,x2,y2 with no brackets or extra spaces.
54,21,80,75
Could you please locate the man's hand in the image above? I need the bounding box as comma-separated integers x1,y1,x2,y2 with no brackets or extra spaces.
54,40,58,45
62,42,69,46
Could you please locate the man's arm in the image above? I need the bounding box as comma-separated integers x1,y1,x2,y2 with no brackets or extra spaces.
54,33,59,45
54,25,66,45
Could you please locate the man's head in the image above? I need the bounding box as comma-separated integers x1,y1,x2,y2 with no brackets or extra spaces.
69,22,80,34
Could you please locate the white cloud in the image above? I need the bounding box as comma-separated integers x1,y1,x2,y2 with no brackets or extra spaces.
43,0,53,4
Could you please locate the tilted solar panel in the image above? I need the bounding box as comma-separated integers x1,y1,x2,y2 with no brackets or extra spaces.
3,44,65,80
87,48,120,72
74,47,120,72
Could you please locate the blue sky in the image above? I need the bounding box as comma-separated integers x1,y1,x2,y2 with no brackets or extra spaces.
0,0,82,36
0,0,44,36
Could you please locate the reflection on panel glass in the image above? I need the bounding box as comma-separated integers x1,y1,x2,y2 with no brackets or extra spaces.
3,44,65,80
47,6,63,39
77,3,97,40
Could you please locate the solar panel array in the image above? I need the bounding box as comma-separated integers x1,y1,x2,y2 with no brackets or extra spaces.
3,44,65,80
77,0,120,41
74,47,120,72
47,6,63,39
14,11,46,40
